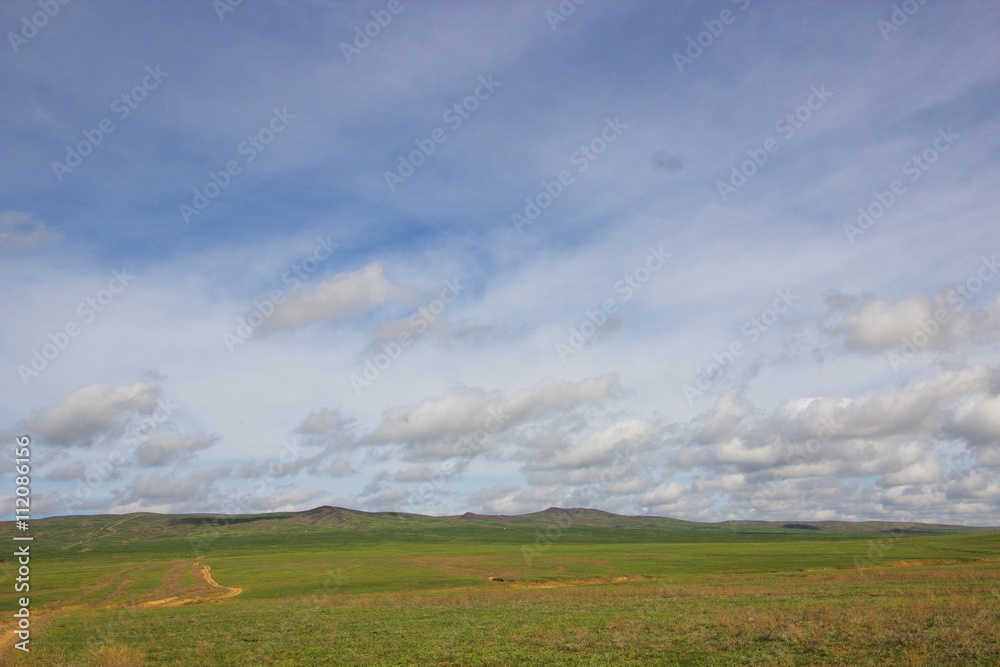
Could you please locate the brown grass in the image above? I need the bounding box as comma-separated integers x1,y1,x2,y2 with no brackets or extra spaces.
273,559,999,664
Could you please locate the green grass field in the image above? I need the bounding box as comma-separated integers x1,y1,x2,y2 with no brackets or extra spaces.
2,507,998,666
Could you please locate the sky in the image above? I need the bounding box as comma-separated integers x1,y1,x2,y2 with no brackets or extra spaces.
2,0,999,525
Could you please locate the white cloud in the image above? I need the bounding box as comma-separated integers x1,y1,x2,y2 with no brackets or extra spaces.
23,382,160,446
46,461,86,481
367,375,620,459
831,289,1000,353
949,394,1000,444
122,470,216,503
881,456,942,487
778,364,993,440
363,487,411,512
635,483,686,511
326,458,356,477
260,261,419,333
296,408,354,436
134,433,217,467
369,385,494,443
394,466,433,482
502,376,620,424
699,388,752,444
534,419,653,470
713,438,785,469
839,294,940,350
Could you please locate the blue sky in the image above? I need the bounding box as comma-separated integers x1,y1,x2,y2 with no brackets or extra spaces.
2,0,999,524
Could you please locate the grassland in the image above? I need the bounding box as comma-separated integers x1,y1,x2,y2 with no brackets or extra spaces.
1,507,998,666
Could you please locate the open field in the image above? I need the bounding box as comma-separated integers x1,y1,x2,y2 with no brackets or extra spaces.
2,507,998,666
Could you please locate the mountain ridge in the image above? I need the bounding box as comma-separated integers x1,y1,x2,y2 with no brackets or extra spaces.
9,504,998,530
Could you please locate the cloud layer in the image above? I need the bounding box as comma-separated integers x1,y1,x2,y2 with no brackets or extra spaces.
1,1,998,525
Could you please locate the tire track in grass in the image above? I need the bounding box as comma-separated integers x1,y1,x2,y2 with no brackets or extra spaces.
137,562,242,608
0,565,148,654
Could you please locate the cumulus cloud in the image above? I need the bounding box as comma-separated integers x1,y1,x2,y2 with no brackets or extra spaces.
363,487,411,512
326,458,356,477
467,484,573,515
777,364,993,441
393,466,433,482
259,261,420,333
635,482,686,511
947,470,1000,500
233,431,357,479
110,467,229,512
699,388,752,444
467,484,523,514
367,375,620,459
337,365,998,522
23,382,160,446
829,288,1000,354
46,461,86,481
297,408,353,435
134,433,217,467
880,457,942,487
974,445,1000,469
237,450,320,479
502,376,621,424
948,394,1000,444
838,294,945,350
642,364,1000,523
533,419,653,470
23,364,999,523
369,385,496,443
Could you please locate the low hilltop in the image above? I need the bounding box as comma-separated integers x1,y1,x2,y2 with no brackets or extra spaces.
2,506,995,561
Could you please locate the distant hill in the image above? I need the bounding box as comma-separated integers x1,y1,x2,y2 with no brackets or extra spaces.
2,506,996,560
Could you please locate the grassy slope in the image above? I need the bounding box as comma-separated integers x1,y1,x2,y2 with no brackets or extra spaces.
1,508,998,666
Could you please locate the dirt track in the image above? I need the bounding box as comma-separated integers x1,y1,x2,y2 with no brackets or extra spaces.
0,560,242,656
137,562,242,609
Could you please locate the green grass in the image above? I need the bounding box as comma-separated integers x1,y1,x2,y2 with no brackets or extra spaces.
1,508,998,665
